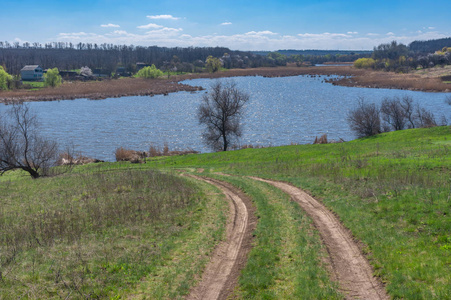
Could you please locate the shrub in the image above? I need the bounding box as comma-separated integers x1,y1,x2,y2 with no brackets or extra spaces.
353,58,376,69
44,68,62,87
0,66,12,90
115,147,146,162
136,65,163,79
347,98,381,138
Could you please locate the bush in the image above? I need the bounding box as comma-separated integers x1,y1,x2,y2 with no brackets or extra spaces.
136,65,163,78
44,68,62,87
206,56,223,73
347,98,381,138
115,147,146,163
0,66,12,90
353,58,376,69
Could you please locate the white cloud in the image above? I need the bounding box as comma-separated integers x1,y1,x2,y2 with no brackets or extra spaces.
145,27,183,37
110,30,128,35
347,31,358,35
386,32,395,36
298,32,351,38
101,23,120,28
245,30,277,36
55,26,450,51
221,22,232,26
147,14,180,20
428,26,435,30
137,23,163,29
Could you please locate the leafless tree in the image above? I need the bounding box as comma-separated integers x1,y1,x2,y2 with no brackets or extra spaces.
414,104,437,128
198,81,250,151
399,96,416,128
0,103,58,178
347,97,381,138
380,97,407,131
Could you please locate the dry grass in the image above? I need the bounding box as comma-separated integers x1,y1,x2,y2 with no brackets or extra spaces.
313,134,328,144
57,151,104,165
115,147,146,163
0,77,203,102
332,69,451,92
1,66,449,103
148,143,199,157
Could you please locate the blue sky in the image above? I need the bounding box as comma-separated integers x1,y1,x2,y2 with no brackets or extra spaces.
2,0,450,50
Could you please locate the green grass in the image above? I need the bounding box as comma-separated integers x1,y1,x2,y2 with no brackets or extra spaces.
22,81,45,90
146,126,451,299
2,126,450,299
0,169,228,299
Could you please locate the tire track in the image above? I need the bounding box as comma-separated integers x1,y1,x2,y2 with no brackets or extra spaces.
186,175,256,300
252,177,388,300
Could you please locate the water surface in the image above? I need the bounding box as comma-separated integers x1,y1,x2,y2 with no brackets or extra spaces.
1,75,449,161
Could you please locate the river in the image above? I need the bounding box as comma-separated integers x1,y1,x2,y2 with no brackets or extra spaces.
1,75,449,161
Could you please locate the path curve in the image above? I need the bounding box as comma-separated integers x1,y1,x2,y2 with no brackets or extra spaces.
252,177,388,300
186,176,256,300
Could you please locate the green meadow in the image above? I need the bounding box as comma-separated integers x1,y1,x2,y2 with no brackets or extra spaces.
146,126,451,299
1,126,450,299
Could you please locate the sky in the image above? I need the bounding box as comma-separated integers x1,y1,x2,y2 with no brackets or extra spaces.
1,0,450,51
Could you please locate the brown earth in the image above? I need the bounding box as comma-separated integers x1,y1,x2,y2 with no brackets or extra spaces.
1,66,449,103
186,175,256,300
253,177,388,300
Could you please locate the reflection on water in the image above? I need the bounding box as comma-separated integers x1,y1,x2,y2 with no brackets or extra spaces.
1,75,449,161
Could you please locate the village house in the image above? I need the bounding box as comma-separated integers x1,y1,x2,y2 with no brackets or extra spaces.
20,65,44,81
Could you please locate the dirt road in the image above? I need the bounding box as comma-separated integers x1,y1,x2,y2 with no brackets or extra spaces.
253,177,388,300
186,176,256,300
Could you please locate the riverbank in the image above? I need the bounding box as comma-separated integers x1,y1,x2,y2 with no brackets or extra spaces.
0,66,449,103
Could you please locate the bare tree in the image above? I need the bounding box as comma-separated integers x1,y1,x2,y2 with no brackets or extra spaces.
414,104,437,128
399,96,416,128
0,103,58,178
198,82,250,151
347,97,381,138
380,97,407,131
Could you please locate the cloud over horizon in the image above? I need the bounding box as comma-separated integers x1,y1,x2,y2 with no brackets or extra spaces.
101,24,120,28
147,14,180,20
55,28,449,51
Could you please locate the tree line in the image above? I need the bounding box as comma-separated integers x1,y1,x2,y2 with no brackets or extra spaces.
354,39,451,72
0,43,284,75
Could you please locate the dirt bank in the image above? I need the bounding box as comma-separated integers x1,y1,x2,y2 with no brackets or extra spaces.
0,66,449,103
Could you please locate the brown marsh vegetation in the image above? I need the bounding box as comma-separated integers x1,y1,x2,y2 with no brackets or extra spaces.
1,66,449,103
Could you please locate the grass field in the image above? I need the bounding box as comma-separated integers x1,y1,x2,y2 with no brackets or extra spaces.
0,169,227,299
146,126,451,299
1,126,450,299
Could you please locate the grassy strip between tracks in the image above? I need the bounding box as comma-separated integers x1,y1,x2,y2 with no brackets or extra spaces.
202,174,342,299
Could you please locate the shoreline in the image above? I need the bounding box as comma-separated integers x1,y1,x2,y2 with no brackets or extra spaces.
0,66,449,103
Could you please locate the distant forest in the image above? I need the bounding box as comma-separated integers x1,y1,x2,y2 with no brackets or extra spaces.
0,37,449,76
0,43,273,75
409,37,451,54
